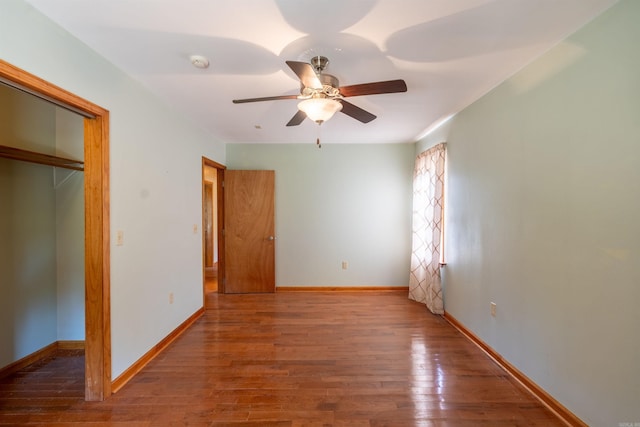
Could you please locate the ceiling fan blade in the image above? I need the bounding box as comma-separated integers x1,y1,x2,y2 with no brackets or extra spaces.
339,79,407,97
340,100,376,123
232,94,299,104
286,61,323,89
286,110,307,127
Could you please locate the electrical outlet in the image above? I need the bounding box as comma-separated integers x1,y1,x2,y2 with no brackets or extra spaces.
490,302,497,317
116,230,124,246
169,293,174,304
342,261,348,270
193,224,198,234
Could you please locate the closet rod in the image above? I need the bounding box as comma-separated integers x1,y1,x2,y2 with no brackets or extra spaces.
0,145,84,171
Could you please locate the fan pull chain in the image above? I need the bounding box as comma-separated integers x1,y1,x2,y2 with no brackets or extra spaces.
316,122,322,148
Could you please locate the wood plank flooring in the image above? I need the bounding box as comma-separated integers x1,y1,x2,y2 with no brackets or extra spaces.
0,292,564,426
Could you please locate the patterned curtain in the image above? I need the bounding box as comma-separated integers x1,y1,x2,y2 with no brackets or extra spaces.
409,143,446,314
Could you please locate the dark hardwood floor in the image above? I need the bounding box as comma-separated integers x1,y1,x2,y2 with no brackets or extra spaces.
0,292,563,426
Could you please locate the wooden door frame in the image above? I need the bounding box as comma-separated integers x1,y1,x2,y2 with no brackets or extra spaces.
201,157,226,299
0,59,111,401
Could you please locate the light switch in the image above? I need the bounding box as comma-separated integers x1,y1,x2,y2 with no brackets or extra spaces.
116,230,124,246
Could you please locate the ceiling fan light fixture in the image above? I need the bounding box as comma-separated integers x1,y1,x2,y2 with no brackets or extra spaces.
297,98,342,123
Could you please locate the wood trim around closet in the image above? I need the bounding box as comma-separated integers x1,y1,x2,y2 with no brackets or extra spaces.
0,59,111,401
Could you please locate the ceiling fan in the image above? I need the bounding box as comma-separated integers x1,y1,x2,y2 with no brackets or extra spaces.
232,56,407,127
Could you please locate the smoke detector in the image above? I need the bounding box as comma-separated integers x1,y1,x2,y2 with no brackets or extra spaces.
189,55,210,69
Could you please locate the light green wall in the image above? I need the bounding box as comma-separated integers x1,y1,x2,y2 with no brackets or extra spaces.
442,1,639,425
227,143,415,287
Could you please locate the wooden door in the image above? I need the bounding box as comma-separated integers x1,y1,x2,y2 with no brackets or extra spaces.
224,170,275,293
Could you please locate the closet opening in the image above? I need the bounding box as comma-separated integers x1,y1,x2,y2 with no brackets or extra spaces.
0,59,110,401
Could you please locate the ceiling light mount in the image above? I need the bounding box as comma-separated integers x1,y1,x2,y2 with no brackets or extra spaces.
310,55,330,74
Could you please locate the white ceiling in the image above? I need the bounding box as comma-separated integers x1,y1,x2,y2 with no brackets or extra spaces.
24,0,617,145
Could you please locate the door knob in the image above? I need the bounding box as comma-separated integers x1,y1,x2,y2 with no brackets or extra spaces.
267,236,276,241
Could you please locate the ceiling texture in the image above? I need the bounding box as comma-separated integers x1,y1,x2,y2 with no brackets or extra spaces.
24,0,617,145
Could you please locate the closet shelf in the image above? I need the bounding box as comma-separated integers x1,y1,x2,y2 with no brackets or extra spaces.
0,144,84,171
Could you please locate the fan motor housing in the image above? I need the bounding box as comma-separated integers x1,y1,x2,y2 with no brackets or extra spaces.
319,73,339,89
300,73,340,98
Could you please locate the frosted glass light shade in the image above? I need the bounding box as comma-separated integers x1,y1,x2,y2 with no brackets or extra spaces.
297,98,343,123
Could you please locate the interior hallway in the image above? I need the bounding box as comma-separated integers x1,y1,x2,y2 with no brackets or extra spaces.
0,292,563,426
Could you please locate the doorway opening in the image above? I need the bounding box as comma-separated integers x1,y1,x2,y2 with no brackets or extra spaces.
0,59,110,401
202,157,225,299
